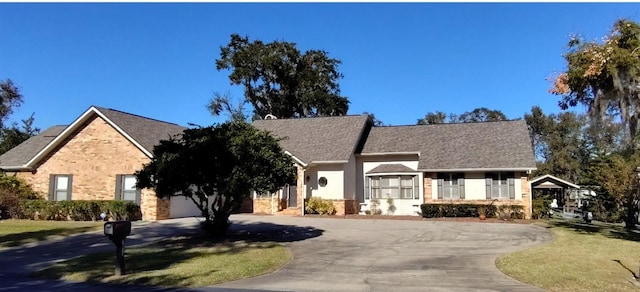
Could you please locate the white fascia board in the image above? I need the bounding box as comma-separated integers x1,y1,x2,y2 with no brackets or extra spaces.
310,160,349,165
418,167,537,172
284,151,307,167
358,152,420,157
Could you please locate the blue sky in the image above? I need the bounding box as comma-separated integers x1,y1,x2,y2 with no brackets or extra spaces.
1,3,639,130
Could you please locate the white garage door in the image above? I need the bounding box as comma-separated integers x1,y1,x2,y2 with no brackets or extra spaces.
169,196,202,218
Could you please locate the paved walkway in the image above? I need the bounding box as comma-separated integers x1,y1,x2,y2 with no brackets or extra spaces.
0,215,553,291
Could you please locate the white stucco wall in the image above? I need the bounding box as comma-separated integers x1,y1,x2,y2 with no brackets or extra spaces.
312,164,344,200
343,154,357,200
432,172,523,200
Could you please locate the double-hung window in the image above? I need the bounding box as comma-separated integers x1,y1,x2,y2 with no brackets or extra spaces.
49,174,72,201
437,173,465,200
365,175,419,200
116,175,141,205
485,172,515,200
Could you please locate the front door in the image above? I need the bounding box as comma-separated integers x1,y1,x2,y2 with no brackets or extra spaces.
287,184,297,207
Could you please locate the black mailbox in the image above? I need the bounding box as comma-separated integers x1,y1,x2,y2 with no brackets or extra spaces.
104,221,131,238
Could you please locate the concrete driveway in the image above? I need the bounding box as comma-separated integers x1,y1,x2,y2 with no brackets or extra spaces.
211,215,553,292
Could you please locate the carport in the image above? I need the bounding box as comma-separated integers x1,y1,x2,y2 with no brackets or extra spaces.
530,174,580,213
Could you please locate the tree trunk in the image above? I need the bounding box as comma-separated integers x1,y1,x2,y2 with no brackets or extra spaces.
201,212,231,236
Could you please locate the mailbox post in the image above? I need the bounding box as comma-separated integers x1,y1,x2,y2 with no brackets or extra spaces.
104,221,131,276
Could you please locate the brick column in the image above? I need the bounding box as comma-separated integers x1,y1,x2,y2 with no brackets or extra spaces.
423,172,436,203
521,174,532,219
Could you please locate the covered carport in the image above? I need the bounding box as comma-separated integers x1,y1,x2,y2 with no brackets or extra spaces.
530,174,581,213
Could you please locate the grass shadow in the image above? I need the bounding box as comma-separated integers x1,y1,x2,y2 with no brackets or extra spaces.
613,259,638,279
0,226,99,248
547,219,640,242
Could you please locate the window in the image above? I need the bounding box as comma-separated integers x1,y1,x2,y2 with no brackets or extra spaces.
485,172,515,200
365,175,419,200
437,173,465,200
116,175,141,205
49,174,72,201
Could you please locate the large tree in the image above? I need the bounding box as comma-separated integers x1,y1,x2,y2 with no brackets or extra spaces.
0,79,24,129
550,19,640,147
524,107,586,182
417,108,508,125
216,34,349,119
136,121,295,235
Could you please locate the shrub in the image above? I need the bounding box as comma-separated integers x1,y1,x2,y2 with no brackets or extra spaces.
420,203,498,218
305,197,336,215
0,174,40,219
19,200,141,221
498,204,525,220
532,199,551,219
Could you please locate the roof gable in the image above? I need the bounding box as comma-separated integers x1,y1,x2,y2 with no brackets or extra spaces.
361,120,536,171
0,106,186,170
252,115,370,164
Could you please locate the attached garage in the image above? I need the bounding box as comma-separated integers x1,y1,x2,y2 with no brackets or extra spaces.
169,196,202,218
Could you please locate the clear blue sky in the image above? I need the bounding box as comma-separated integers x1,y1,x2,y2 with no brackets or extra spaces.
1,3,639,129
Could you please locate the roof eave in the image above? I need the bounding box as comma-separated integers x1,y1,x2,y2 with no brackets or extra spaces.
284,151,308,167
418,167,537,172
358,152,421,156
0,166,32,172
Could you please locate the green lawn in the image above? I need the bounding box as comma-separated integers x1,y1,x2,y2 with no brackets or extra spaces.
0,220,103,248
33,235,291,288
497,219,640,292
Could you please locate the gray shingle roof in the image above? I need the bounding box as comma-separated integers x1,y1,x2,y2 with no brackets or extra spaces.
252,115,370,164
94,107,186,153
0,106,186,169
0,125,67,168
367,164,416,174
361,120,536,170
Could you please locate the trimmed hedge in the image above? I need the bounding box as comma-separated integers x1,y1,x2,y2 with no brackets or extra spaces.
19,200,142,221
420,203,498,218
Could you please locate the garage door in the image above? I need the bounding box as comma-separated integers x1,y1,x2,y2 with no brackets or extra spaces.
169,196,202,218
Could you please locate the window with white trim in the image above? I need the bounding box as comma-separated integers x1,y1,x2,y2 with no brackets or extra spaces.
49,174,72,201
365,175,419,200
116,175,141,205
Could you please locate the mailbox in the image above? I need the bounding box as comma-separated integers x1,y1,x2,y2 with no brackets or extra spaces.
104,221,131,239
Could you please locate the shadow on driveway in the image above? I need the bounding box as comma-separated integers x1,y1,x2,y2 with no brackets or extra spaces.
0,218,323,292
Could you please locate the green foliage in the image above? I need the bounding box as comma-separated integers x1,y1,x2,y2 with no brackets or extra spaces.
304,197,336,215
532,199,552,219
136,121,295,235
497,204,525,220
419,203,498,218
0,113,40,155
216,34,349,119
417,108,508,125
0,173,40,218
386,196,396,215
0,79,24,129
586,152,639,227
19,200,141,221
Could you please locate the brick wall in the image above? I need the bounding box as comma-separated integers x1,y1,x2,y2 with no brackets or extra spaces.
253,198,274,214
16,115,164,221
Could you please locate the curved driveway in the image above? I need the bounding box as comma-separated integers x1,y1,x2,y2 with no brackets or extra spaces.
214,215,553,292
